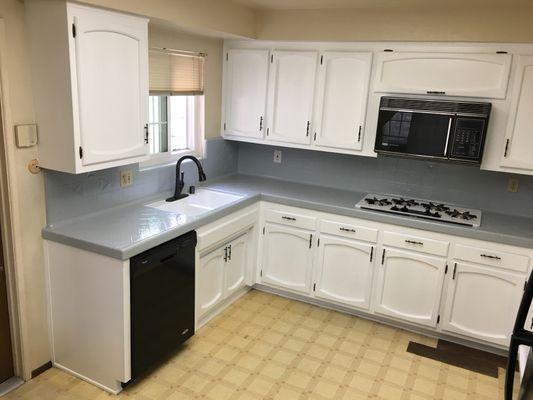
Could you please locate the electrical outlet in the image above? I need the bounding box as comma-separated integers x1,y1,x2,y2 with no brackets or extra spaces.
507,177,519,193
120,170,133,188
273,150,282,164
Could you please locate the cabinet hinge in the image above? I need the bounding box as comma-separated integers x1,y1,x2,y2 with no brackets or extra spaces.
381,249,386,265
437,315,440,324
317,238,320,247
504,139,510,157
262,226,265,235
260,270,262,277
266,127,269,136
445,264,448,274
313,132,317,141
224,122,226,131
72,23,76,38
78,146,83,159
370,246,374,262
452,263,457,279
226,52,228,61
357,126,362,142
320,55,323,65
271,54,273,63
313,283,316,291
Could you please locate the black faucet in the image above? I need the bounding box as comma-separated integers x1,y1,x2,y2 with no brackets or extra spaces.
166,155,207,202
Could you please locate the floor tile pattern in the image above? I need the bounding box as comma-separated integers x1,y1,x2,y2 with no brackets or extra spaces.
4,289,520,399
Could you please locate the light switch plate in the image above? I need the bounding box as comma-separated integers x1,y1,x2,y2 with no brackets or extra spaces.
120,170,133,188
507,177,519,193
273,150,282,164
15,124,38,148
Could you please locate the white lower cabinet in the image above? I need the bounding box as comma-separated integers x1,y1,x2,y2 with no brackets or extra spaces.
198,232,250,318
261,223,314,294
314,235,375,310
442,262,526,346
374,248,446,328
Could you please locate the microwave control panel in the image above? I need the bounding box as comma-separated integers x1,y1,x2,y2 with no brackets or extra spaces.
450,117,486,159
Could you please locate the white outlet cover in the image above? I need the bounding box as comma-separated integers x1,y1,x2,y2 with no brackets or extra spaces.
120,170,133,188
273,150,282,164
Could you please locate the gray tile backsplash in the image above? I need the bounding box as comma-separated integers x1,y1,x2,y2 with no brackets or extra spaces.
44,138,238,224
237,142,533,218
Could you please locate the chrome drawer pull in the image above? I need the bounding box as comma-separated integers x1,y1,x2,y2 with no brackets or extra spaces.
281,216,296,221
339,227,356,233
405,239,424,246
480,254,501,260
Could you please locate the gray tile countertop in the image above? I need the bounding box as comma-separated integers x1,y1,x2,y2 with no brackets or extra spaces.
42,174,533,260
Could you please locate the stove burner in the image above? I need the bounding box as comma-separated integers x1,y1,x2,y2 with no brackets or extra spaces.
391,198,419,207
445,209,478,220
420,202,451,212
365,197,392,206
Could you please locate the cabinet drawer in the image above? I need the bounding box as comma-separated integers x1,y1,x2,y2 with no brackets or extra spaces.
264,209,316,231
454,244,530,273
320,219,378,243
382,231,449,257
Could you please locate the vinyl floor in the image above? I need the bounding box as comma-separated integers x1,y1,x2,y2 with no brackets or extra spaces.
4,289,521,399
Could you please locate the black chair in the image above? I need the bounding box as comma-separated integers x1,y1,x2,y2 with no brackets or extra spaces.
505,275,533,400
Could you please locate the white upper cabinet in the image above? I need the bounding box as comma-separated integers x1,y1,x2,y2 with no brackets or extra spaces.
26,1,149,173
442,262,525,346
374,248,446,328
261,223,314,294
313,52,372,151
373,51,512,99
500,55,533,171
314,235,374,310
224,49,269,139
266,51,318,145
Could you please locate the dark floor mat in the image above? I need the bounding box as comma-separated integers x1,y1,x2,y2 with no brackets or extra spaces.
407,339,509,378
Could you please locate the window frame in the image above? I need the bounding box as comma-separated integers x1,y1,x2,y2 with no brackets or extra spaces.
141,95,205,169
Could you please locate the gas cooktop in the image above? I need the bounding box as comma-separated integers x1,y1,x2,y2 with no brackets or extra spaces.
356,194,481,227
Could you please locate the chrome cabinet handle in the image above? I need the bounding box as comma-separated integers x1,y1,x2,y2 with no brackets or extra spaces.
281,216,296,221
224,247,228,262
339,227,356,233
405,239,424,246
480,254,501,260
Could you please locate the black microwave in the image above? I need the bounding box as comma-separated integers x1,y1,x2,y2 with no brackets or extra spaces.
374,97,491,164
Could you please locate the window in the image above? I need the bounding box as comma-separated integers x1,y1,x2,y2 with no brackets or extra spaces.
143,48,205,167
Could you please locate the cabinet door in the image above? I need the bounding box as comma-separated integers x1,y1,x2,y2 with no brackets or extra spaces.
500,55,533,170
314,52,372,151
71,5,148,166
225,233,248,297
442,262,526,345
224,49,269,139
261,223,313,294
374,248,446,327
374,51,511,99
266,51,317,145
198,248,225,318
314,235,374,310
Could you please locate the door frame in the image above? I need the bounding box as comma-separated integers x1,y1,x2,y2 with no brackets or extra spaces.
0,19,30,380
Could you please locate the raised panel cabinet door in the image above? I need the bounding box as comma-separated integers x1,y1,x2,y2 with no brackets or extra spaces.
314,52,372,151
374,52,511,99
266,51,318,145
442,262,526,346
314,235,375,310
198,247,226,318
374,248,446,327
71,5,149,166
500,55,533,170
261,223,313,294
224,233,248,297
224,49,269,139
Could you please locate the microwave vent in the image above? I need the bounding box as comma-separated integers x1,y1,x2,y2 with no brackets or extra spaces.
380,97,491,117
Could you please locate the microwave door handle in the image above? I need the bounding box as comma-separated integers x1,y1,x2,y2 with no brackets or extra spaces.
444,117,453,156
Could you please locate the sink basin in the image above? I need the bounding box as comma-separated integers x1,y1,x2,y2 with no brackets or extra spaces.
146,189,244,216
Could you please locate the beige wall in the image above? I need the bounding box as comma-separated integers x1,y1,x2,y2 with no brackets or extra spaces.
0,0,49,373
149,26,223,140
256,6,533,42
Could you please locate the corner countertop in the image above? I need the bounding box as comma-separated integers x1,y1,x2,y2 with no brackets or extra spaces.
42,174,533,260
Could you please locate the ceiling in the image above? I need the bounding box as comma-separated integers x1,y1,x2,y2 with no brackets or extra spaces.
231,0,533,10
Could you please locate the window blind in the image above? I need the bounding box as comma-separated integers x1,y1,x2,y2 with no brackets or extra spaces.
149,49,205,95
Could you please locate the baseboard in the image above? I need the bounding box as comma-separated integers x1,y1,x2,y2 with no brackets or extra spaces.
31,361,52,378
253,284,508,357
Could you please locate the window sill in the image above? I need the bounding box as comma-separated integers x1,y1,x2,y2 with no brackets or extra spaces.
139,149,204,171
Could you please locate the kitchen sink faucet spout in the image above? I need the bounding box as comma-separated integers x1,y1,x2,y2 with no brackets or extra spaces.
166,155,207,202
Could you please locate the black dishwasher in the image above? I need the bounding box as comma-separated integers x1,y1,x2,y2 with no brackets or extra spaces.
128,231,196,382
